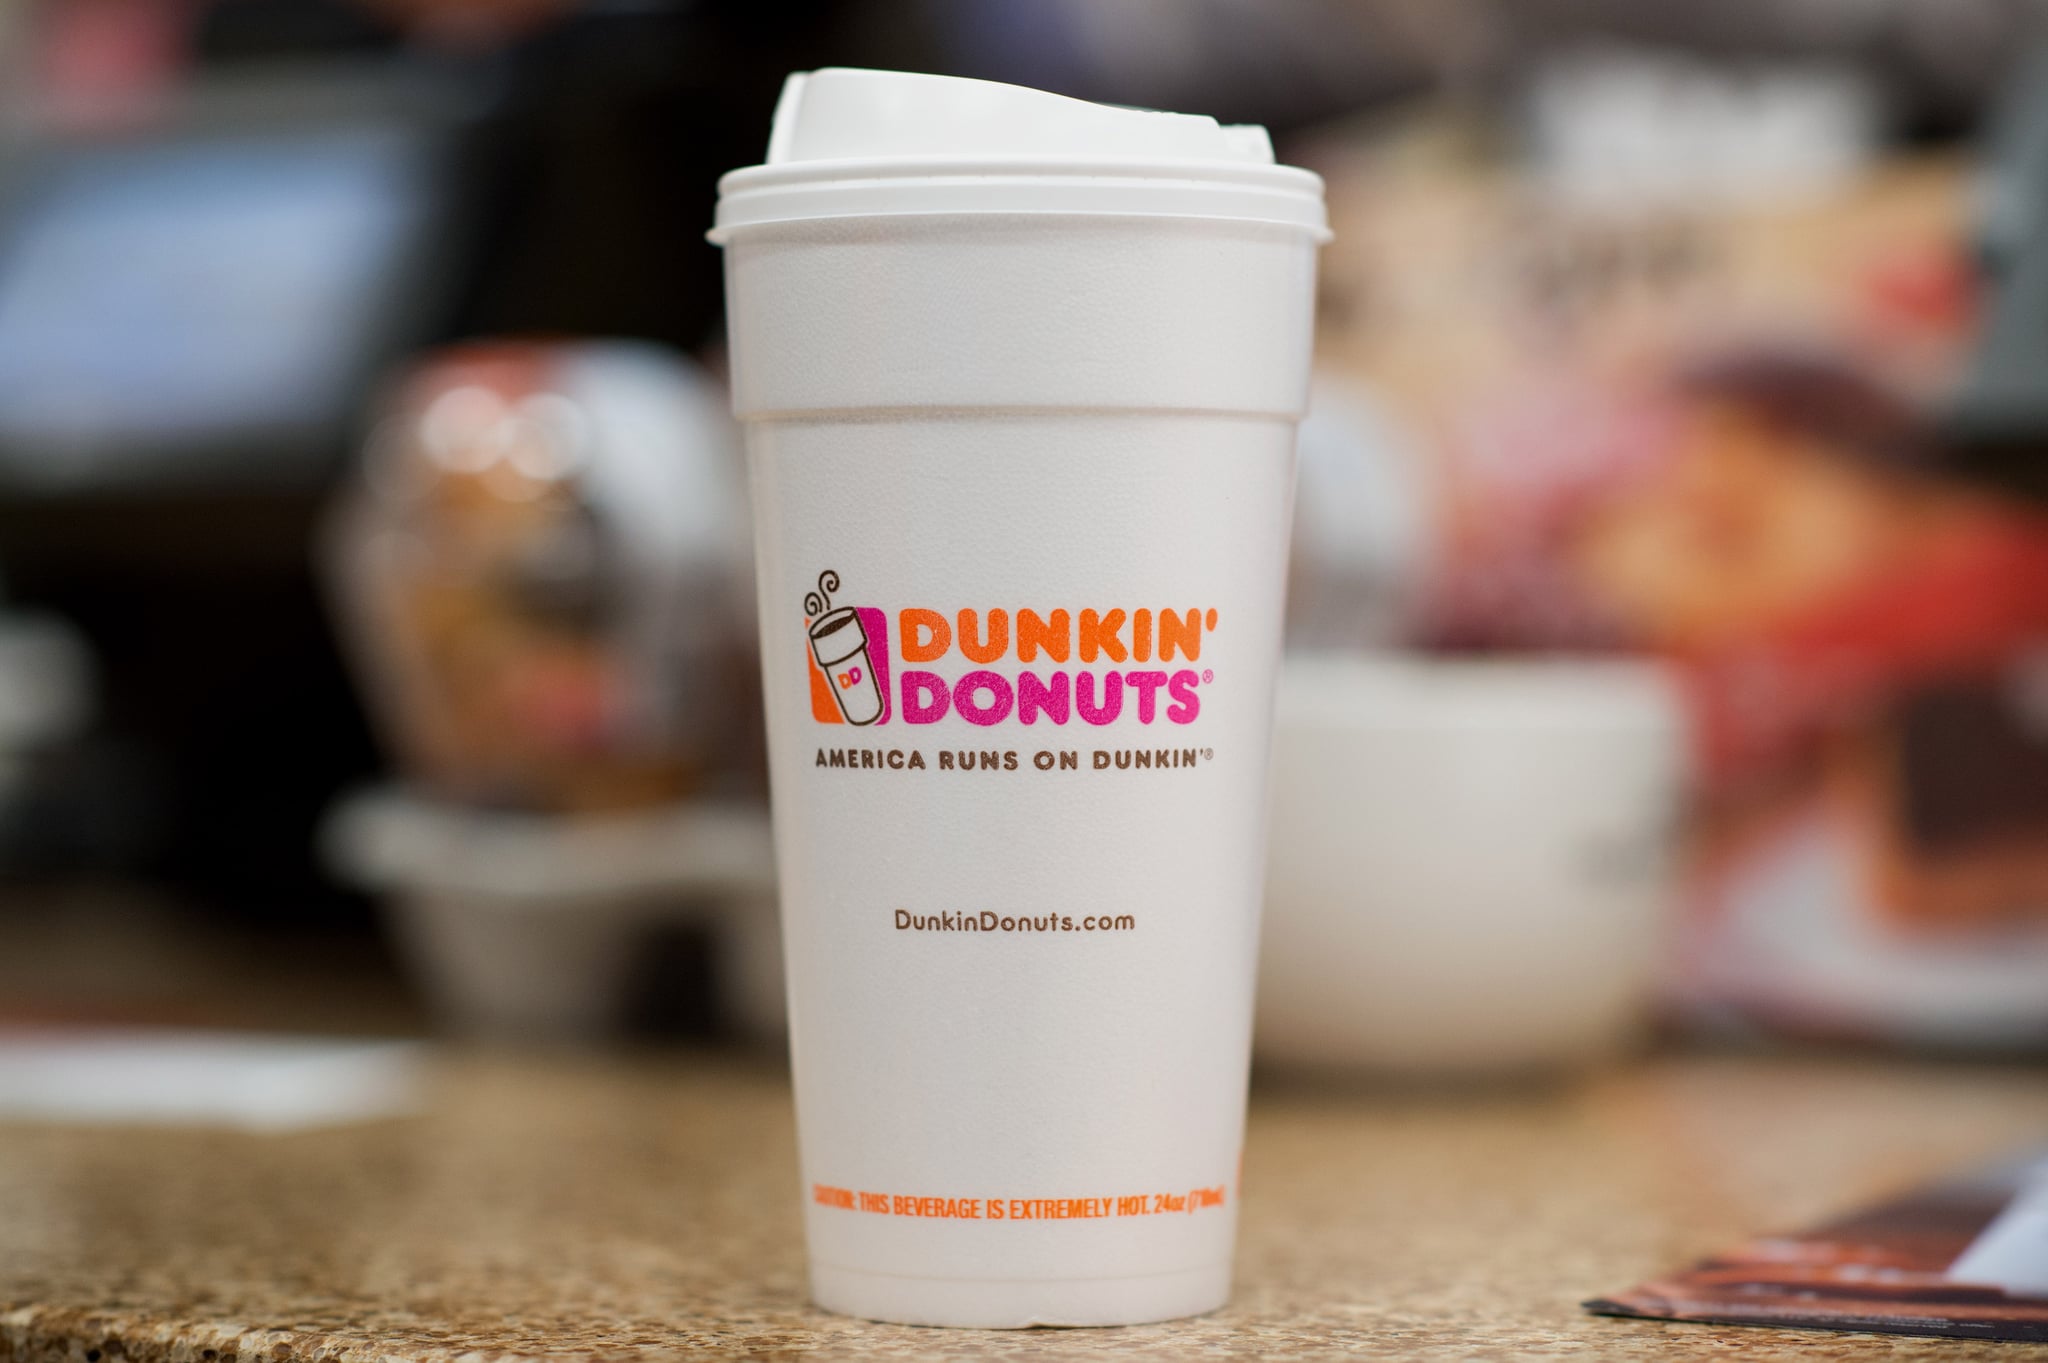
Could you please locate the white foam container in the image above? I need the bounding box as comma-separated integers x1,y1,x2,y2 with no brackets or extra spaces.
323,792,781,1041
713,70,1325,1327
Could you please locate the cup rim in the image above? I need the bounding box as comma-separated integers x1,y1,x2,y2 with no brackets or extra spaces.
807,605,864,643
711,158,1329,242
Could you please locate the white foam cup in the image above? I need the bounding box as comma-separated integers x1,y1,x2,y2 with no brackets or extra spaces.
712,68,1326,1328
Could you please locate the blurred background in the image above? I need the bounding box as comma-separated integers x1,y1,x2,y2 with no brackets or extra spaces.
0,0,2044,1073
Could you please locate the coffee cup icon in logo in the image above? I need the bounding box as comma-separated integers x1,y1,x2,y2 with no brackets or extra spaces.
809,605,885,725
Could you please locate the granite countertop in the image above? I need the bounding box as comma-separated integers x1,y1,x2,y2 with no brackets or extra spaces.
2,1050,2045,1361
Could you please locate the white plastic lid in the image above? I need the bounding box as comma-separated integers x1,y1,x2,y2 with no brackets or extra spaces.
711,69,1328,240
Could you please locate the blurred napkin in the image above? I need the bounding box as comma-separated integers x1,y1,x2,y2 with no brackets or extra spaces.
0,1028,424,1131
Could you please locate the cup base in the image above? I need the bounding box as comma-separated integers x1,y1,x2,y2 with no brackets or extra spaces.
809,1261,1232,1329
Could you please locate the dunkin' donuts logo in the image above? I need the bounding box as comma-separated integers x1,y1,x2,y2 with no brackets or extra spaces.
803,569,1216,729
804,572,891,726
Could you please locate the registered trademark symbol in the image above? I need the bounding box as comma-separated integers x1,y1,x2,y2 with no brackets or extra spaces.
1202,670,1213,683
1201,748,1214,761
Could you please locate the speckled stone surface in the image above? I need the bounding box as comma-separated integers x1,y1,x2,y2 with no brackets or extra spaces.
2,1051,2045,1361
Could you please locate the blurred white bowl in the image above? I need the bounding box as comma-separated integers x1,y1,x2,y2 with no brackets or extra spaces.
1256,654,1687,1076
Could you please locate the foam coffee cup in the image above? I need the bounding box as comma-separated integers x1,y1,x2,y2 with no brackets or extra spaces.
711,68,1326,1328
